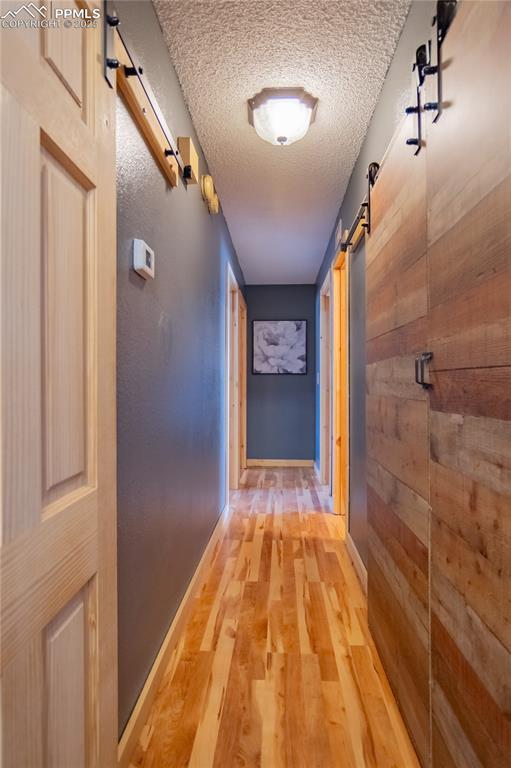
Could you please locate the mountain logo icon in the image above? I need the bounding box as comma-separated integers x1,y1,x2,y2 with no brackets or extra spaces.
1,3,47,19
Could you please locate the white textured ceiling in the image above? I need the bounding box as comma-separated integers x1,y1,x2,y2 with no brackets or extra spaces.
154,0,410,284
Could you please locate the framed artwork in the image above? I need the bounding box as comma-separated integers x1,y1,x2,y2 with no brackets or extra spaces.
252,320,307,375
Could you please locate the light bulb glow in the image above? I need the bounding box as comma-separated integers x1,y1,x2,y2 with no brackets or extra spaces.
248,88,318,146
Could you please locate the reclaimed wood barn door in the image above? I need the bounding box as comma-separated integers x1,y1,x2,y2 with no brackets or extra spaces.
1,2,118,765
425,3,511,766
366,2,511,766
365,112,430,765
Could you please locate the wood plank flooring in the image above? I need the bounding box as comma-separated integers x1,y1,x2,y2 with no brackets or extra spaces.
130,469,420,768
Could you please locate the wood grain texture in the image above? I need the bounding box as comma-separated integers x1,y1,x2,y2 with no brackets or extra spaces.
239,295,248,472
366,104,430,766
117,503,233,768
426,3,511,766
127,469,420,768
115,31,179,188
177,136,199,184
319,286,331,487
426,3,511,248
229,288,240,490
44,0,84,106
46,591,87,768
332,253,349,516
366,395,429,500
42,148,87,497
0,84,42,543
1,8,118,766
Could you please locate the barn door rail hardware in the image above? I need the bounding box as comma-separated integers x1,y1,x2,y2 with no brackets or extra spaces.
366,162,379,234
341,201,367,252
405,43,429,154
423,0,458,122
103,2,199,188
415,351,433,389
341,162,379,251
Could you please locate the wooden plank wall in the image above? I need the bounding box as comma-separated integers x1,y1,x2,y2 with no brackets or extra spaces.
426,3,511,766
365,114,431,765
366,2,511,766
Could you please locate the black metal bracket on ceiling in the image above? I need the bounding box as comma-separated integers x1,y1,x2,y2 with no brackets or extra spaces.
341,162,380,251
102,0,187,180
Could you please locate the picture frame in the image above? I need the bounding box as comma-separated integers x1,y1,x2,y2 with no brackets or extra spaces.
252,319,307,375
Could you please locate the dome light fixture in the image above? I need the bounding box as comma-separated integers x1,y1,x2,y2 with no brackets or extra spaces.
247,87,318,147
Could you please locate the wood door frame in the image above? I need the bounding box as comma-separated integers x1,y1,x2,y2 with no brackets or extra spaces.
238,294,248,475
332,249,349,517
331,219,366,519
226,265,246,493
319,273,332,489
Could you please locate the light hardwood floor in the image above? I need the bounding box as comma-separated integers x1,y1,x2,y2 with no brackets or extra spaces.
130,469,420,768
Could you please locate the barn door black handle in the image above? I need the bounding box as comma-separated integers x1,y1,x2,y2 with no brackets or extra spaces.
415,356,421,385
415,352,433,389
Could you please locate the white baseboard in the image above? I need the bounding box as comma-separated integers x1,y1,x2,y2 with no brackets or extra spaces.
117,502,232,768
246,458,314,468
346,532,367,595
314,462,334,510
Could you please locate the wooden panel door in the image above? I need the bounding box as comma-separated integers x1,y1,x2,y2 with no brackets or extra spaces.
1,4,117,766
425,3,511,766
365,115,430,764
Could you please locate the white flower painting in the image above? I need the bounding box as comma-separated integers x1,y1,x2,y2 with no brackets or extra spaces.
253,320,307,374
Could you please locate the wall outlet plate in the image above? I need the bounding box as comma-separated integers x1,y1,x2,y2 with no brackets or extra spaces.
133,239,155,280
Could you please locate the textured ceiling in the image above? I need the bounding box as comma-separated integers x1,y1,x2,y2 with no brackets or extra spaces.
154,0,411,284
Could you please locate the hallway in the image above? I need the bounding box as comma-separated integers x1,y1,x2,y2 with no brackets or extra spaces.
1,1,510,765
130,469,419,768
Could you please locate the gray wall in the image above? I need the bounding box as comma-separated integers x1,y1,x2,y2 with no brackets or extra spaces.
116,0,244,735
315,0,436,564
348,245,368,562
246,286,315,460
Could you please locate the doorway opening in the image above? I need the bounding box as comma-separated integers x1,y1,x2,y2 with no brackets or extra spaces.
226,265,247,494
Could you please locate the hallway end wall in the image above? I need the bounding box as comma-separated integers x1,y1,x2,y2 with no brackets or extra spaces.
116,0,244,736
314,0,436,565
246,285,316,461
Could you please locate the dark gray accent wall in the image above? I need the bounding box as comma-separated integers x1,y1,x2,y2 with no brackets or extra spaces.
116,0,244,736
315,0,436,564
246,286,315,461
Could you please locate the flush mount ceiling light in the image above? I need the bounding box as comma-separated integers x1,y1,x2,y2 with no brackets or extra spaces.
247,88,318,147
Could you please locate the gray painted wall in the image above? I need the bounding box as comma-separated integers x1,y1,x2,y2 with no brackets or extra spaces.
246,286,316,460
315,0,436,564
116,0,243,735
348,245,368,563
